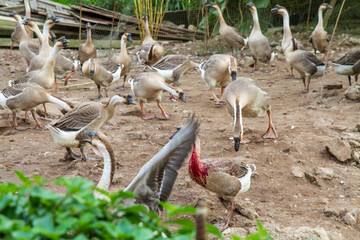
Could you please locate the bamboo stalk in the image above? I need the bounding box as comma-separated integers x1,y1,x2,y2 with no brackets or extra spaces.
320,0,347,98
109,0,117,49
78,0,82,42
58,81,94,89
306,0,312,30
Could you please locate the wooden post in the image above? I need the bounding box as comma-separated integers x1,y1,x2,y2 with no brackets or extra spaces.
109,0,117,49
306,0,312,29
78,0,82,42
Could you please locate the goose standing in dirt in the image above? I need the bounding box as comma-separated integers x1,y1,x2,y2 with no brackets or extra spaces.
247,2,274,71
285,38,325,93
0,83,72,130
271,5,305,78
333,48,360,86
48,94,135,161
84,115,198,210
309,3,332,54
109,33,133,90
206,2,247,56
78,22,97,65
129,72,186,120
137,13,164,65
223,77,278,151
199,54,237,104
169,126,255,231
149,54,199,86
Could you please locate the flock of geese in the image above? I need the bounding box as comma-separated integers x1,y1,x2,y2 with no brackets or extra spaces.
1,1,360,232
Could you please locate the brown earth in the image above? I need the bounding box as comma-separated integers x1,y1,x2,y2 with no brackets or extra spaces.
0,38,359,239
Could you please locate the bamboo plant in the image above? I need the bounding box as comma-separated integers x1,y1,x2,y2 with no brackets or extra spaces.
133,0,169,40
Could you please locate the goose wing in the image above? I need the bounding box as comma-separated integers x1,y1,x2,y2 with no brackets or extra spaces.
152,55,187,70
334,49,360,65
52,102,102,131
125,115,199,210
1,83,36,97
303,51,324,66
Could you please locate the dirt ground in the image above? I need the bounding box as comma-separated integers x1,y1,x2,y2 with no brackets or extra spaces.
0,37,359,239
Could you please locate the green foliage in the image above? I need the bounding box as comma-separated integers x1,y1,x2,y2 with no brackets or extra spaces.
232,221,273,240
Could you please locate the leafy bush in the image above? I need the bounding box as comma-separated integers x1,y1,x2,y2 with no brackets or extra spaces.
0,171,272,239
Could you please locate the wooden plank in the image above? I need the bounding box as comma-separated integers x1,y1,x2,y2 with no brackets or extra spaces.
69,11,112,25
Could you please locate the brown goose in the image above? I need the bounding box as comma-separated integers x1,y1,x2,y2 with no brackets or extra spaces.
78,22,97,65
109,33,133,89
309,3,332,54
149,54,200,86
48,94,135,161
223,77,278,151
333,49,360,86
9,0,31,56
247,2,274,71
169,126,256,231
82,58,128,100
129,72,186,120
285,38,325,93
206,2,247,56
271,5,305,78
84,115,198,211
199,54,237,104
0,83,72,130
136,13,164,65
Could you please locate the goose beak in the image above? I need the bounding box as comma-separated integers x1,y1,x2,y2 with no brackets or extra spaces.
126,93,136,105
86,22,91,28
127,34,133,42
326,4,332,9
170,126,182,139
271,5,279,13
90,69,94,79
179,92,186,103
84,130,98,143
231,70,237,81
234,137,240,152
60,36,70,47
50,32,57,43
50,16,59,23
23,18,30,25
205,2,213,7
10,11,16,17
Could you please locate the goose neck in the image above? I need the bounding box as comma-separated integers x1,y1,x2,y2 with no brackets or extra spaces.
42,24,51,47
316,7,324,30
214,6,226,27
251,9,261,32
86,28,92,44
120,38,127,54
144,20,152,39
96,145,115,191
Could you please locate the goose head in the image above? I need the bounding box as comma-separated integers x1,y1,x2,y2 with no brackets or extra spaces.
271,4,286,15
228,58,237,81
320,3,332,11
246,2,256,12
86,22,91,29
54,36,69,50
84,131,112,158
170,88,186,103
125,93,136,105
108,94,135,106
45,16,59,28
89,58,96,79
206,2,217,8
10,11,18,17
123,33,133,43
142,13,147,21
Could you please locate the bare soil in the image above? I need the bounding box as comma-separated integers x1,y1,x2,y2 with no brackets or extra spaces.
0,39,359,239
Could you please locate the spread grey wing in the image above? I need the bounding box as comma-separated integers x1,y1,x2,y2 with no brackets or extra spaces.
124,115,199,211
153,55,187,70
52,103,101,131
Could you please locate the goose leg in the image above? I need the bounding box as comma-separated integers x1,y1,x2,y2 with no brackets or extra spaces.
79,144,88,162
31,110,45,130
90,85,102,101
355,75,358,83
140,101,155,120
104,87,108,98
263,108,278,139
285,67,295,79
298,77,308,93
306,77,311,92
64,70,76,86
157,100,171,119
66,147,80,160
211,89,225,105
9,43,14,57
348,75,352,86
50,77,59,92
216,200,233,232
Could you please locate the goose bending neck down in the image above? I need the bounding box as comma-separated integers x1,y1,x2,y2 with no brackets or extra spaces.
84,115,199,212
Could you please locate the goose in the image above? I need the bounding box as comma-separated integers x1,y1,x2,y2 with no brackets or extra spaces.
48,94,135,161
78,22,97,65
82,58,128,100
333,48,360,86
199,54,237,104
53,49,80,88
170,127,256,231
271,5,305,78
28,16,59,72
149,54,200,86
109,33,133,90
309,3,332,54
247,2,275,71
128,72,186,120
84,115,199,208
206,2,247,56
223,77,278,151
0,83,73,130
9,0,31,57
285,38,325,93
136,13,164,65
11,12,36,64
